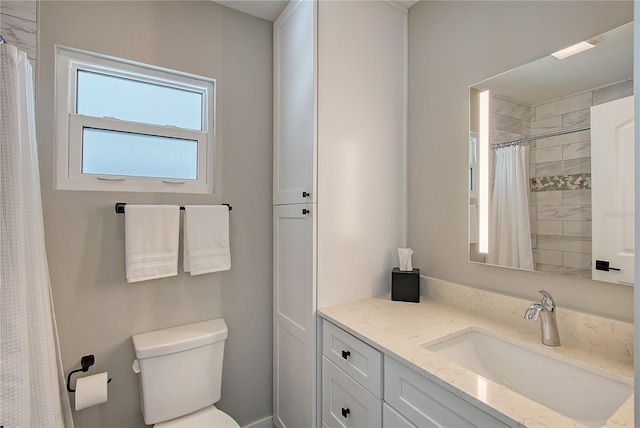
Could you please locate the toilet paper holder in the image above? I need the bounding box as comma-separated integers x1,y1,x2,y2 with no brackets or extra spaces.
66,354,112,393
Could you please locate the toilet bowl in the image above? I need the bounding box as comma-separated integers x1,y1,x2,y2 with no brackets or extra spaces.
132,319,240,428
154,405,240,428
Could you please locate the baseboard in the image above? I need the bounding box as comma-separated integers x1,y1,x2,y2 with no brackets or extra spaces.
243,415,274,428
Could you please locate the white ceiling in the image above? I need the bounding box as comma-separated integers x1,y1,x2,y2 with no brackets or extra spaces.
473,22,634,106
214,0,288,22
213,0,419,22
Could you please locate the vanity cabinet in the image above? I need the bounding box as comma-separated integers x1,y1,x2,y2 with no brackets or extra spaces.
321,320,516,428
273,1,407,426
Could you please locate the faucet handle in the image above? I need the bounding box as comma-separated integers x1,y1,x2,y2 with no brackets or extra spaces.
537,289,555,311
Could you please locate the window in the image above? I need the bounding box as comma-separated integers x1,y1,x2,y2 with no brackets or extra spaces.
55,46,215,193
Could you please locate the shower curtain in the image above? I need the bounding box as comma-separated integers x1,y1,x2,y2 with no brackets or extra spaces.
486,145,534,270
1,44,74,427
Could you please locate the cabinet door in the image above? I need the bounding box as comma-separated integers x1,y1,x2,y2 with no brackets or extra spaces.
322,320,382,398
274,204,316,428
273,0,316,205
322,357,382,428
383,403,416,428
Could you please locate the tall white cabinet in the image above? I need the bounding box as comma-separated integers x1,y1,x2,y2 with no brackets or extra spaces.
273,2,317,427
273,1,408,427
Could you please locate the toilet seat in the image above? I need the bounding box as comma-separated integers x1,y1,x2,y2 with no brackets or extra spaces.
154,405,240,428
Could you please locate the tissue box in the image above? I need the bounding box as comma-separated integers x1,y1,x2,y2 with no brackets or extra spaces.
391,268,420,303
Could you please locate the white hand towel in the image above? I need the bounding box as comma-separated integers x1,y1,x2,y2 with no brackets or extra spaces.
184,205,230,275
125,205,180,283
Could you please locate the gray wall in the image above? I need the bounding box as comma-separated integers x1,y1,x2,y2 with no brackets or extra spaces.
408,1,635,322
37,2,273,426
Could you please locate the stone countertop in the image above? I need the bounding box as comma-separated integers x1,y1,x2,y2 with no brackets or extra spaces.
318,295,634,428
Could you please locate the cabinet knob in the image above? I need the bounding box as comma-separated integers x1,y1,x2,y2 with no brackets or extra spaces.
302,209,310,215
302,191,310,198
341,350,350,359
341,407,350,418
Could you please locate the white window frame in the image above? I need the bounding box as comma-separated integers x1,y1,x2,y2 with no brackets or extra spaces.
55,45,216,193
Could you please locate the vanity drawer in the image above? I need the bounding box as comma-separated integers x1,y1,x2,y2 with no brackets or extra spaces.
322,357,382,428
384,356,513,428
323,320,383,398
383,403,417,428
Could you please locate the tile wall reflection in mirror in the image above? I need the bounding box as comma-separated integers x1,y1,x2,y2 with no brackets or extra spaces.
469,22,634,286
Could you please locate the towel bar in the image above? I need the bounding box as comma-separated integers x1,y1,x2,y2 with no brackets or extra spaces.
115,202,232,214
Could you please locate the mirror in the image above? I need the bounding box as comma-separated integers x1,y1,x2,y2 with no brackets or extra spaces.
469,22,634,284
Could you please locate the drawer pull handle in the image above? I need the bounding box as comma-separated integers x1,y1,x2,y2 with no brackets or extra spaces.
302,191,310,198
341,407,350,418
341,350,350,359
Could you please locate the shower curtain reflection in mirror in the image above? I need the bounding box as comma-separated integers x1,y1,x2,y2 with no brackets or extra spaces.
486,145,534,270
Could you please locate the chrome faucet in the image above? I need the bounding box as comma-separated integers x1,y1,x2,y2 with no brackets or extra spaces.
524,289,561,346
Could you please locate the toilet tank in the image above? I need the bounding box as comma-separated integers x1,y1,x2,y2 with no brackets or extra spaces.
132,319,228,425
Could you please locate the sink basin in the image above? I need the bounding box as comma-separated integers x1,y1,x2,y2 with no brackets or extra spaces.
422,328,633,428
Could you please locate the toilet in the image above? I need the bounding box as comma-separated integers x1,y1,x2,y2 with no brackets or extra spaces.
132,319,241,428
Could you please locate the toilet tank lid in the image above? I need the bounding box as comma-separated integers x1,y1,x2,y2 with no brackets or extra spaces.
132,319,228,359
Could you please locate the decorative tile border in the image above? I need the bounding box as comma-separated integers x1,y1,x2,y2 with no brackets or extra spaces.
531,173,591,192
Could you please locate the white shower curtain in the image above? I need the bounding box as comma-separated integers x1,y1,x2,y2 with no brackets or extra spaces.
1,44,74,427
486,145,534,270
